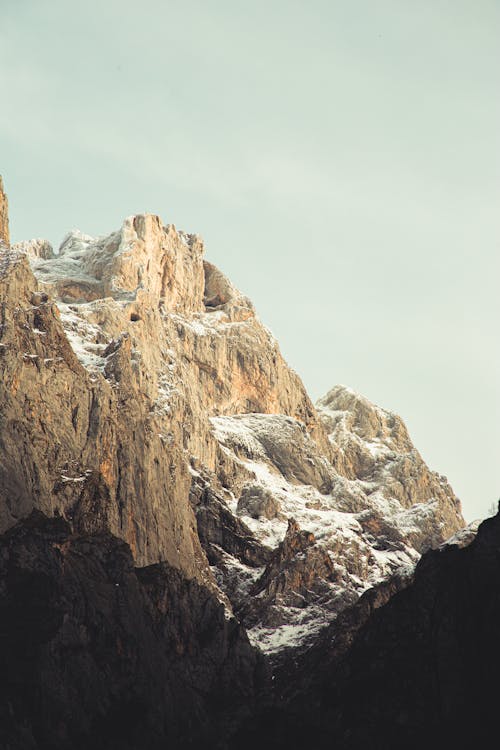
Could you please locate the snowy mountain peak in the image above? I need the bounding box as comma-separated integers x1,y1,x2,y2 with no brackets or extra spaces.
0,208,465,656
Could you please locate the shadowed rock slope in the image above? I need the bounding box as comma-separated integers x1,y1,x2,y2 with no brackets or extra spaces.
0,512,265,750
237,509,500,749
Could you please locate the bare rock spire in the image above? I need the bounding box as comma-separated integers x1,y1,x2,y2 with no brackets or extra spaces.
0,176,10,245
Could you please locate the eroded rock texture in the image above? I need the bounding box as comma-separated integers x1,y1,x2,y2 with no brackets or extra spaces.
0,180,485,749
0,245,208,584
209,398,463,651
238,510,500,749
0,194,465,654
0,176,9,245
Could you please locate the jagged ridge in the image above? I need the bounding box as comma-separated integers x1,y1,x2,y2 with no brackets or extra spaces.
0,178,483,749
1,188,465,655
237,509,500,748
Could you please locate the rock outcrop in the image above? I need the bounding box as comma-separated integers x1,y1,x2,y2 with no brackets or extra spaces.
237,509,500,748
208,401,463,651
0,182,465,657
317,385,462,549
0,180,486,749
0,246,209,586
0,176,9,245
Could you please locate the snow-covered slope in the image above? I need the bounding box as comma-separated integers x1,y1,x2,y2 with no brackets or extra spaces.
205,396,462,652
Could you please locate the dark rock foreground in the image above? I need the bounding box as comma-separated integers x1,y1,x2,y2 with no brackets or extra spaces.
2,508,500,748
0,512,265,750
239,509,500,749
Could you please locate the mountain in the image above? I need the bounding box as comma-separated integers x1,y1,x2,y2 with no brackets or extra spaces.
0,178,472,747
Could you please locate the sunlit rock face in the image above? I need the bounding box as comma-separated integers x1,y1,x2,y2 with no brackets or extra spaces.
0,244,207,586
0,176,9,245
1,197,465,654
206,389,463,652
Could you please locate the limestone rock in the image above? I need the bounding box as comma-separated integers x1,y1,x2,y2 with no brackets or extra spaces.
1,207,465,658
237,484,281,520
0,245,210,584
317,385,463,548
240,511,500,748
203,260,255,321
245,519,340,625
0,176,9,245
13,238,54,260
0,187,482,750
208,402,464,652
31,218,205,309
190,477,272,570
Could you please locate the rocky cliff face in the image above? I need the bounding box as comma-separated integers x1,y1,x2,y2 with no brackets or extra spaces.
238,510,500,748
0,243,209,586
0,178,481,748
0,176,9,245
202,386,462,651
0,177,464,657
0,511,265,750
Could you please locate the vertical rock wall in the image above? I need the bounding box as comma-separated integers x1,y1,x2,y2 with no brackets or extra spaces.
0,176,9,245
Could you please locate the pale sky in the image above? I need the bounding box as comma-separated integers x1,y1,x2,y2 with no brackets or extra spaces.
1,0,499,520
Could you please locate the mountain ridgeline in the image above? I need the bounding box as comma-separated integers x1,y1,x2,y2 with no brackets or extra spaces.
1,178,490,748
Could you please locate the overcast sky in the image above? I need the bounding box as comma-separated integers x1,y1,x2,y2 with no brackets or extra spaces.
1,0,499,520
